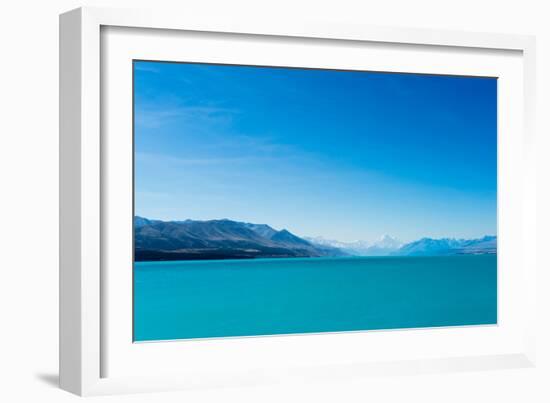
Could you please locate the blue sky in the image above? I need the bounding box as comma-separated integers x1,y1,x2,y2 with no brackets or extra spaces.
134,61,497,243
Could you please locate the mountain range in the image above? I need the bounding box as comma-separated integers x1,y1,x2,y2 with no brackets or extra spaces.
134,216,496,261
393,235,497,256
134,216,346,261
304,234,403,256
307,234,497,257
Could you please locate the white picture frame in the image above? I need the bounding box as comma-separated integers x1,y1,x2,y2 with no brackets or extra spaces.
59,6,538,396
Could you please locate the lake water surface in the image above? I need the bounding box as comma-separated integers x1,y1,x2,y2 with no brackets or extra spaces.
134,255,496,341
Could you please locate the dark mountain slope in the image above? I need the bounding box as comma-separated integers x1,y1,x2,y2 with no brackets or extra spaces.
134,217,348,261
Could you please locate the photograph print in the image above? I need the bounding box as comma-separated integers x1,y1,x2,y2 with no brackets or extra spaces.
133,60,497,342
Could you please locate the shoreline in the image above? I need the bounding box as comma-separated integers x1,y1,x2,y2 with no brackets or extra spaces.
134,253,497,266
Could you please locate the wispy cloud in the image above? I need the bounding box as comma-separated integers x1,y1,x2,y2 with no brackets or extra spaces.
135,190,171,199
199,133,297,156
135,104,237,129
135,151,261,167
134,64,161,73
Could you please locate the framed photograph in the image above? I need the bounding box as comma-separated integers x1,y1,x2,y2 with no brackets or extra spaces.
60,7,538,396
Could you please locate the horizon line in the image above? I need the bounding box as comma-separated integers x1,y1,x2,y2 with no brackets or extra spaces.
134,215,497,244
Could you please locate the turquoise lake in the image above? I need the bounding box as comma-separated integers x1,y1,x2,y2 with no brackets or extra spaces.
133,255,497,342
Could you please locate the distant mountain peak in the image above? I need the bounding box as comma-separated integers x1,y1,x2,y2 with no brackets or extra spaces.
394,236,496,256
374,234,403,249
304,234,402,256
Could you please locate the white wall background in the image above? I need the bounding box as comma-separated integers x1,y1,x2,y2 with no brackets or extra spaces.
0,0,548,401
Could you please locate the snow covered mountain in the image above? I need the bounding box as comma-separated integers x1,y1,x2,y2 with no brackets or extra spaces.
393,236,496,256
305,235,403,256
306,234,496,256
